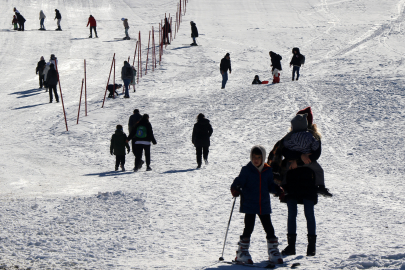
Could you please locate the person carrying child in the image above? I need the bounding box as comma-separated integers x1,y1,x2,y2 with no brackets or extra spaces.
230,145,283,265
110,125,130,171
282,107,332,197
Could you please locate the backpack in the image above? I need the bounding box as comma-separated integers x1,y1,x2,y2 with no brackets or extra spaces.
135,125,147,139
300,54,306,65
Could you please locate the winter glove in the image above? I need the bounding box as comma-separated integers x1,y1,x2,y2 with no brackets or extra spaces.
230,188,240,197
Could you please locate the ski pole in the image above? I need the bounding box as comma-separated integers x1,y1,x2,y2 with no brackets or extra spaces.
219,196,236,261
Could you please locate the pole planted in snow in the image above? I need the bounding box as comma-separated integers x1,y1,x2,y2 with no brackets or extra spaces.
54,61,68,131
145,30,151,75
77,78,84,124
84,59,87,116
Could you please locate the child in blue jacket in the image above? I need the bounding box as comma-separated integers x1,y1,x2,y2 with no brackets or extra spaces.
231,145,283,265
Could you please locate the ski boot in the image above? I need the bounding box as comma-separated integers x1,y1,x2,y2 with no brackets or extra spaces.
235,236,253,264
307,235,316,256
281,234,296,256
267,237,283,264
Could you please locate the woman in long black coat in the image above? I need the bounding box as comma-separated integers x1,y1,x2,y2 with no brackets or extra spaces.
192,113,213,168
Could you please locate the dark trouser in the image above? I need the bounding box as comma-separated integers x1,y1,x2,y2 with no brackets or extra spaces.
90,26,97,37
39,75,45,88
48,84,59,102
287,199,316,235
40,18,45,29
134,144,151,168
292,66,300,80
242,214,275,239
115,155,125,168
221,71,228,88
195,146,209,166
123,79,131,97
19,22,25,31
192,35,196,44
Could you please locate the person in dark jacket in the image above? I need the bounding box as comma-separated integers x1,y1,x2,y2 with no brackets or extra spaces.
128,109,144,170
192,113,213,168
163,17,171,45
220,53,231,89
127,114,157,172
87,15,98,38
122,18,130,39
252,75,262,85
290,47,304,81
230,146,283,265
107,84,122,98
54,9,62,31
110,125,130,171
269,51,282,71
121,61,133,98
15,11,26,31
36,56,46,88
46,64,59,103
190,21,198,46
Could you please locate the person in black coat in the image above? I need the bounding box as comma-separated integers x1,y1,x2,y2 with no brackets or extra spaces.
163,17,171,45
15,11,26,31
190,21,198,46
220,53,231,89
107,84,122,98
127,114,157,172
46,64,59,103
55,9,62,30
269,51,282,71
36,56,46,88
192,113,213,168
290,47,304,81
252,75,262,85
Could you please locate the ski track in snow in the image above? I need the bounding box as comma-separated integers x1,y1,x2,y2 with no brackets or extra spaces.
1,0,405,269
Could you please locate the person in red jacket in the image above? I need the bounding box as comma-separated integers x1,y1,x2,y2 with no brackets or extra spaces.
87,15,98,38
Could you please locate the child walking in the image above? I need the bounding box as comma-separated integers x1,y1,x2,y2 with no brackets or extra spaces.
110,125,130,171
230,146,283,265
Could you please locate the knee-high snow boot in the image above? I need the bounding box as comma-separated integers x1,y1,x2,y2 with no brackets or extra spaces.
307,234,317,256
281,234,296,256
235,236,253,264
267,237,283,264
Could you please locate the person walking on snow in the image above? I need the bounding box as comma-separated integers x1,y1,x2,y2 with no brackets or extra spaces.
128,109,144,170
46,63,59,103
290,48,305,81
36,56,46,88
190,21,198,46
127,114,157,172
110,125,130,171
269,51,282,83
220,53,231,89
87,15,98,38
54,9,62,31
122,18,130,40
230,146,283,265
121,61,133,98
39,10,46,30
12,15,18,30
163,17,171,45
192,113,213,169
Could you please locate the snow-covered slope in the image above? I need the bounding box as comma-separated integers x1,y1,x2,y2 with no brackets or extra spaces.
1,0,405,269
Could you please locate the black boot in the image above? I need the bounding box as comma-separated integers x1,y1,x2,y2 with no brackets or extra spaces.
307,235,316,256
281,234,296,256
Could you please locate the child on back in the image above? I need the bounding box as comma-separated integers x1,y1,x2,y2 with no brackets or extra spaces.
230,146,283,265
110,125,130,171
282,110,332,197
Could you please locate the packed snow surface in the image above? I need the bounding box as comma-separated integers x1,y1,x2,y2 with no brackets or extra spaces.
1,0,405,269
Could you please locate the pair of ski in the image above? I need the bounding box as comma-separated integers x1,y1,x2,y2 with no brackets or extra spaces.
221,260,300,269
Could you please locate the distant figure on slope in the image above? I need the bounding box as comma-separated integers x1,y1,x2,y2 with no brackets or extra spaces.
87,15,98,38
220,53,231,89
15,9,26,31
252,75,262,85
121,61,133,98
272,68,280,84
128,109,144,170
54,9,62,31
290,48,305,81
107,84,122,98
36,56,46,88
39,10,46,30
122,18,130,40
110,125,130,171
49,54,58,67
127,114,157,172
190,21,198,46
12,15,18,30
163,17,171,45
230,146,283,265
192,113,213,169
46,63,59,103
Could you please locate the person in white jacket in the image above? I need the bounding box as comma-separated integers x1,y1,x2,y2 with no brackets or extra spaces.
39,10,46,30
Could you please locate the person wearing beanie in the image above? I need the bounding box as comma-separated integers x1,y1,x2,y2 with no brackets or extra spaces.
230,146,283,265
87,15,98,38
290,47,305,81
54,9,62,31
46,63,59,103
192,113,213,168
36,56,46,88
220,53,231,89
252,75,262,84
110,125,130,171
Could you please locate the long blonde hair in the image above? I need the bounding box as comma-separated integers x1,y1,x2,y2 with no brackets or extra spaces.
309,124,322,141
